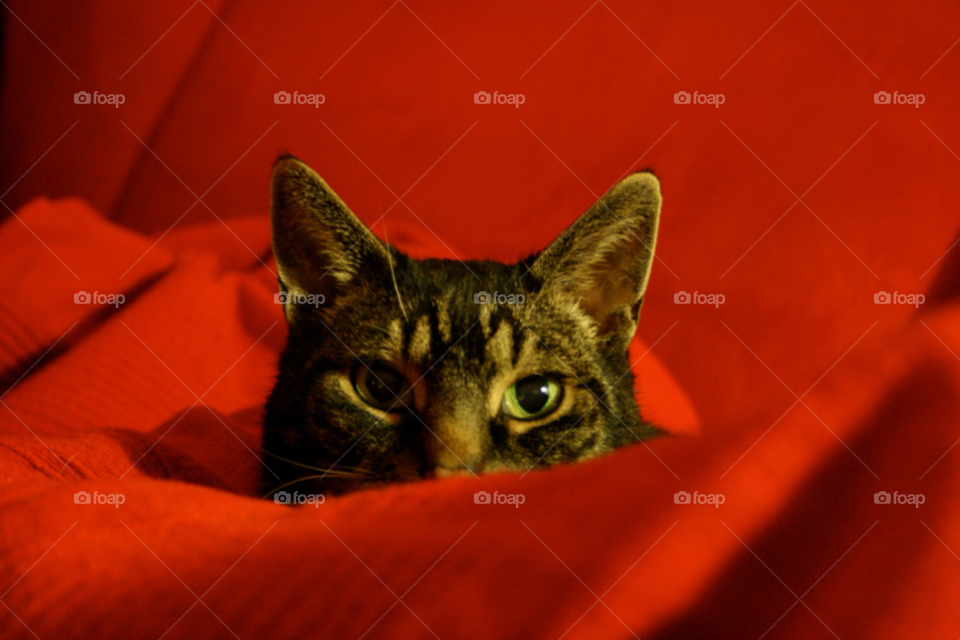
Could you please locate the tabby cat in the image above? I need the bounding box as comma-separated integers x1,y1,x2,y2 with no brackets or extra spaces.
262,156,662,498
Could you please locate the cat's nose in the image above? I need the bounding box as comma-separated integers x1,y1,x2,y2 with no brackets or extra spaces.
424,427,484,477
430,455,483,478
422,385,486,476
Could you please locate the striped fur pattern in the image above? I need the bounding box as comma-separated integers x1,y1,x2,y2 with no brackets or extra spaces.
263,157,662,497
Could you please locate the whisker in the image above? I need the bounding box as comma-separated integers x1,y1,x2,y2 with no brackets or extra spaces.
381,221,408,321
360,323,393,337
261,449,376,476
260,472,377,501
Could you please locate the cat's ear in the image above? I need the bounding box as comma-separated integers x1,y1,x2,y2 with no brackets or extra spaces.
270,156,389,319
531,172,661,344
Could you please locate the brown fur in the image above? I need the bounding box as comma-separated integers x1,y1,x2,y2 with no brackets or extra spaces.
262,157,662,497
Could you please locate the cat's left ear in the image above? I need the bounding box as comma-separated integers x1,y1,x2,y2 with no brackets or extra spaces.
270,156,390,322
531,172,661,345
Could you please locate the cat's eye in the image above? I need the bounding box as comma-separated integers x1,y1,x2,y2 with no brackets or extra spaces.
502,375,563,420
353,363,410,411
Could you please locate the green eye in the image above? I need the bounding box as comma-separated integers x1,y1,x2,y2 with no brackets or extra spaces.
502,375,563,420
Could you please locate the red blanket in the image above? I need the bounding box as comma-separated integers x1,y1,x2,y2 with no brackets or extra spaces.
2,1,960,638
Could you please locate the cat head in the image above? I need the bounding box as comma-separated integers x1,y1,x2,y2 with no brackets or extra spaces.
263,156,662,496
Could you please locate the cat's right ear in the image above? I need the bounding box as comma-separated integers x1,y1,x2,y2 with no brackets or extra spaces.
270,156,389,321
530,172,661,347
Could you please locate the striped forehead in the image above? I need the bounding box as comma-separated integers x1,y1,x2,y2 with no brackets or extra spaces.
385,298,533,371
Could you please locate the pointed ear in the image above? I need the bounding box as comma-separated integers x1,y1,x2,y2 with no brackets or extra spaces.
270,156,389,319
530,172,661,345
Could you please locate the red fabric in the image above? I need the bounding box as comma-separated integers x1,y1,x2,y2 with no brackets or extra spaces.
2,1,960,638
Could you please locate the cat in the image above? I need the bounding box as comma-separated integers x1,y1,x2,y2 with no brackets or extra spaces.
262,156,662,498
